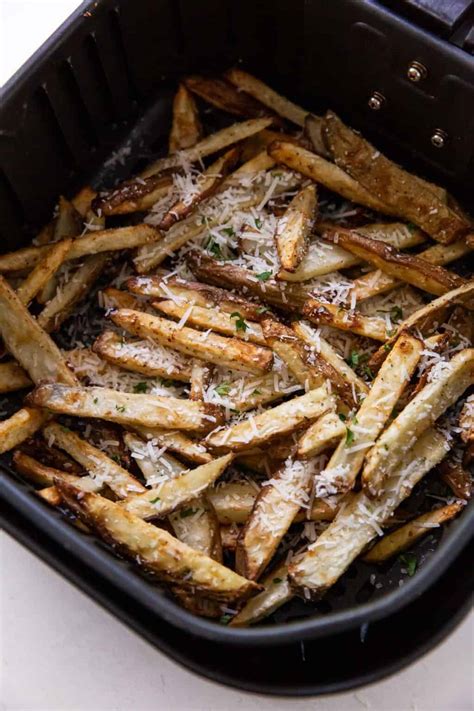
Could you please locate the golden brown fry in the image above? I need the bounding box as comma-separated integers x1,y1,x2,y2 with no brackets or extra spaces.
0,362,32,394
304,114,331,158
302,298,387,341
438,458,472,500
297,411,347,459
230,561,293,626
17,238,73,306
169,83,203,153
459,394,474,444
0,408,48,455
93,173,175,216
184,75,268,118
275,184,317,273
323,111,469,243
56,481,260,603
12,450,89,488
109,308,273,375
169,495,223,562
363,503,464,563
133,425,212,464
189,360,214,401
100,287,145,311
27,383,223,433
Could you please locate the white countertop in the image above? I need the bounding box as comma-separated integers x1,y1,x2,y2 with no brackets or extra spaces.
0,3,472,709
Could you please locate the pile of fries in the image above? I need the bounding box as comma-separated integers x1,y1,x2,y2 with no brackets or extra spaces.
1,70,473,626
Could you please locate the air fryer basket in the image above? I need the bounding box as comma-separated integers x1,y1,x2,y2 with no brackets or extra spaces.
1,0,473,650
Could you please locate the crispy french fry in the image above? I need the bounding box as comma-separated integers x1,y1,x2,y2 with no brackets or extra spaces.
27,384,223,432
297,411,347,459
459,394,474,444
323,226,465,296
369,281,474,371
133,425,212,464
43,423,145,498
289,428,449,597
268,141,393,214
12,450,92,489
109,309,273,375
151,299,266,345
236,457,316,580
189,360,214,401
100,287,145,311
363,503,464,563
304,114,331,158
93,173,175,216
0,362,32,394
159,148,240,230
208,481,261,524
71,186,97,217
56,481,260,603
224,68,308,126
120,454,233,520
169,83,203,153
438,458,472,500
0,408,48,455
302,298,387,341
37,254,109,332
323,111,469,243
0,276,78,385
92,331,192,382
17,238,73,306
362,349,474,497
206,385,335,452
184,75,268,118
141,117,273,178
314,333,423,495
275,184,317,273
230,561,293,626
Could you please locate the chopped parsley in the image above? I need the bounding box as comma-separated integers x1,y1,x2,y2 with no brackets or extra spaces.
215,382,231,396
150,496,161,504
180,508,197,518
254,218,263,229
133,381,148,393
363,365,374,380
338,412,347,422
222,226,235,237
160,378,175,387
252,389,262,396
390,305,403,323
256,271,272,282
257,305,269,315
230,311,248,332
115,405,126,413
273,577,283,584
220,614,232,625
93,398,98,404
205,236,223,259
345,427,355,446
406,222,417,234
400,552,417,576
347,350,359,367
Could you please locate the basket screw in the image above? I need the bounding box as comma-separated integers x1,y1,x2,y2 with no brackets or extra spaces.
368,91,385,111
431,129,448,149
407,61,427,83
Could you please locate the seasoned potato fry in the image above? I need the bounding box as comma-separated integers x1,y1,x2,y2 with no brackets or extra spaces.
206,385,335,452
93,173,175,217
169,496,223,562
459,394,474,444
189,361,214,401
323,226,464,296
236,458,316,580
100,287,145,311
230,561,293,626
302,298,387,341
275,184,317,273
56,481,260,602
289,428,449,597
120,454,233,520
159,148,240,230
17,238,73,306
297,411,347,459
0,408,48,455
169,83,203,153
224,68,308,126
142,117,273,178
92,331,192,382
38,254,109,332
438,458,472,500
12,451,93,489
184,75,268,118
362,349,474,497
0,362,32,394
43,423,145,498
109,309,273,375
0,277,78,385
27,384,223,432
133,425,211,464
304,114,331,158
363,503,464,563
313,333,422,495
323,111,469,243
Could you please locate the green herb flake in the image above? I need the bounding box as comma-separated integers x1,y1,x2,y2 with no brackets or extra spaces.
390,306,403,323
215,382,231,396
115,405,126,413
160,378,174,387
406,222,417,234
254,218,263,229
230,311,248,332
93,398,98,404
256,271,272,282
363,365,374,380
220,614,232,625
150,496,161,504
257,305,269,315
252,389,262,396
338,412,347,422
180,508,197,518
400,552,417,576
222,226,235,237
345,427,355,446
273,577,283,584
347,350,359,367
133,381,148,393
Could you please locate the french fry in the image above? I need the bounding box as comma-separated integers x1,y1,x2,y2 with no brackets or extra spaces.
151,299,266,345
362,349,474,497
0,276,78,385
363,503,464,563
159,148,240,230
92,331,193,382
322,226,465,296
206,385,335,452
120,454,234,520
16,238,73,306
315,333,423,495
459,394,474,444
56,481,260,603
224,68,308,126
289,428,449,597
352,238,472,301
268,141,393,214
438,458,472,500
297,411,347,459
302,298,388,341
100,287,145,311
133,425,211,464
236,457,316,580
43,423,145,498
230,561,293,626
27,384,223,433
169,83,203,153
0,362,32,394
123,432,184,481
261,319,357,407
189,360,214,400
0,408,48,455
93,173,175,217
12,450,93,489
184,75,269,118
109,309,273,375
37,254,109,332
304,114,331,158
323,111,470,243
71,186,97,217
141,117,273,178
275,184,317,273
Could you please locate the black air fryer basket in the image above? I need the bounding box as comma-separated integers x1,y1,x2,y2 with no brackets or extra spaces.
1,0,473,696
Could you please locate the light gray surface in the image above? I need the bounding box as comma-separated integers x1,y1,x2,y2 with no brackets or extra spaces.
0,3,473,710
